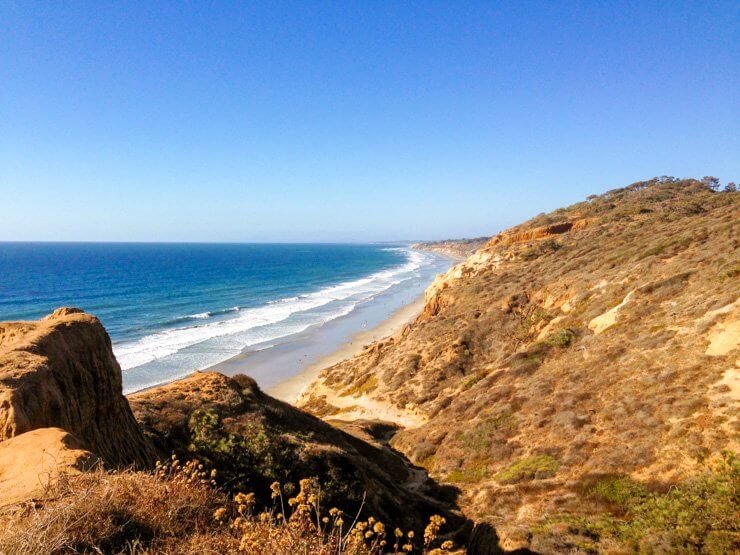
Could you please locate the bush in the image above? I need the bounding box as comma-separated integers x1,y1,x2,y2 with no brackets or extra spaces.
541,451,740,552
521,239,562,261
495,455,559,483
543,329,575,348
188,409,364,515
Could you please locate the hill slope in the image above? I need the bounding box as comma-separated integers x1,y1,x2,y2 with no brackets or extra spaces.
0,310,465,552
299,178,739,552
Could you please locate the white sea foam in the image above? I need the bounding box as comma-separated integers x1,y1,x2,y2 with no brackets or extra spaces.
190,312,211,319
114,248,427,372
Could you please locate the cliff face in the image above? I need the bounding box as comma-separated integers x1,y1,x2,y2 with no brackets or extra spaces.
0,427,97,506
300,179,739,550
0,307,153,468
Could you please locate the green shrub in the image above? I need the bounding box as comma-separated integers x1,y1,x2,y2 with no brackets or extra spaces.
589,476,650,506
455,413,514,452
545,451,740,551
543,329,575,348
188,409,364,512
496,455,559,483
446,463,491,483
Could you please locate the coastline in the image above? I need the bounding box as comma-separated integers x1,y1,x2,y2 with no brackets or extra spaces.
123,249,456,399
267,295,424,403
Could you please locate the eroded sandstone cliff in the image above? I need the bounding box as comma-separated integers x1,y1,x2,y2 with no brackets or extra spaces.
0,307,153,468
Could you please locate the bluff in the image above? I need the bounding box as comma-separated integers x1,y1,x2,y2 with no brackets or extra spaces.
0,307,153,469
300,178,740,552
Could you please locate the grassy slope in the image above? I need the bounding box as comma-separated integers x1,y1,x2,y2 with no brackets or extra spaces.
1,178,736,554
300,178,739,552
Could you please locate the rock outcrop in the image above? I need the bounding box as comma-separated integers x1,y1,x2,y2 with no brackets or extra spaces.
0,427,97,506
0,307,153,468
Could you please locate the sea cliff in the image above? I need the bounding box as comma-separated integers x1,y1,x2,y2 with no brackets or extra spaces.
0,177,737,553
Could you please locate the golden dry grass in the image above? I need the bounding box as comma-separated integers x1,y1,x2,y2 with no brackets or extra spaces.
0,457,458,554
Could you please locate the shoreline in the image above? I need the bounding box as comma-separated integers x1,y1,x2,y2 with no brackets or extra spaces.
266,295,425,403
124,249,455,400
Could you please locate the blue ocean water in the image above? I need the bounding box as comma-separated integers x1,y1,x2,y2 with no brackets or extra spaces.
0,242,448,392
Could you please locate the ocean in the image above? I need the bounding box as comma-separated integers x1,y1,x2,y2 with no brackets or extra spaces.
0,242,451,392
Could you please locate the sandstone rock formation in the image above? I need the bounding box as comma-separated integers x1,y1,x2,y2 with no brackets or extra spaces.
0,427,97,506
0,307,153,468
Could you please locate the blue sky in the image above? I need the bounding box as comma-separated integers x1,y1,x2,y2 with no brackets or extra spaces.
1,1,737,242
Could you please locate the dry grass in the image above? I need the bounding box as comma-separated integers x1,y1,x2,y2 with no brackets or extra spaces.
0,462,223,554
0,457,458,554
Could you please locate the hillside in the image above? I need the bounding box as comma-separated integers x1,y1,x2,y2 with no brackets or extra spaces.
0,177,736,554
0,309,464,553
299,178,739,552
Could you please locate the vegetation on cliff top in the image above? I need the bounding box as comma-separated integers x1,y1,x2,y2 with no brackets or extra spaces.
0,455,458,554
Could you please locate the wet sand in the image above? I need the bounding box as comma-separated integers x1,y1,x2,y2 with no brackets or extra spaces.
267,296,424,403
205,272,435,398
155,250,454,401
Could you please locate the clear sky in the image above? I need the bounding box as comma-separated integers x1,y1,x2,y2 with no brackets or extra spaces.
1,1,737,242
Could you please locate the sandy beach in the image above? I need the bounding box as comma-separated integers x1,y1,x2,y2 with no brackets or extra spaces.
266,295,425,403
121,249,454,397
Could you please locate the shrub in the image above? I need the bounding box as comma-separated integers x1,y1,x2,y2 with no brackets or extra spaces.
445,463,491,484
495,455,559,483
588,475,650,507
541,451,740,552
521,239,562,261
188,409,364,515
342,374,379,397
543,329,575,348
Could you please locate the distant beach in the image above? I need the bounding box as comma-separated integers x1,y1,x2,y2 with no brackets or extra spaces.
254,295,422,402
206,269,436,398
0,242,452,393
